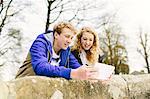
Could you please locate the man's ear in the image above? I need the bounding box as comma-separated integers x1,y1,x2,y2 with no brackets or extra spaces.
54,32,59,39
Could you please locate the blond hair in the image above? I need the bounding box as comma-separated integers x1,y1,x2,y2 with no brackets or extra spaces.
53,22,77,35
72,27,100,65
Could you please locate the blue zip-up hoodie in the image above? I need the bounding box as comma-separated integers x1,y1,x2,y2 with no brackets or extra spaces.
30,31,80,79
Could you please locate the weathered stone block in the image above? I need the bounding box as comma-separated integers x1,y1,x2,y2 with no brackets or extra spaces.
0,74,150,99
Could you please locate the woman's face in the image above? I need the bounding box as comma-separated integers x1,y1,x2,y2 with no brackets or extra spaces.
81,32,94,51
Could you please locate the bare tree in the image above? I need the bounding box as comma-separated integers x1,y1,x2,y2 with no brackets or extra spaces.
100,26,129,74
98,13,129,74
0,0,30,67
44,0,103,32
0,0,14,34
0,0,29,34
137,28,150,73
0,0,3,4
0,28,23,81
0,28,23,67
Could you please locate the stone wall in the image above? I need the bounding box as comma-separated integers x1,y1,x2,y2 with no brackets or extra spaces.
0,74,150,99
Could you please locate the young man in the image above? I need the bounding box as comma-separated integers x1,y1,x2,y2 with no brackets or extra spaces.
16,22,96,80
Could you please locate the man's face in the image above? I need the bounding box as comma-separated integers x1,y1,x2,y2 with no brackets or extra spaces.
55,28,75,50
81,32,94,51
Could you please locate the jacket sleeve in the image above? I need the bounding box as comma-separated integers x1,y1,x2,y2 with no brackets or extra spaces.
30,38,72,79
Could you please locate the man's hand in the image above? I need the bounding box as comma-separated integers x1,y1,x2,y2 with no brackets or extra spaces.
70,65,97,80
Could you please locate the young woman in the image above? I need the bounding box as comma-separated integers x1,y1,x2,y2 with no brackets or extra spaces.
71,27,100,66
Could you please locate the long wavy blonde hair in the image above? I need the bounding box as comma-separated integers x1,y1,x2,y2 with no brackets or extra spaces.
72,27,100,65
